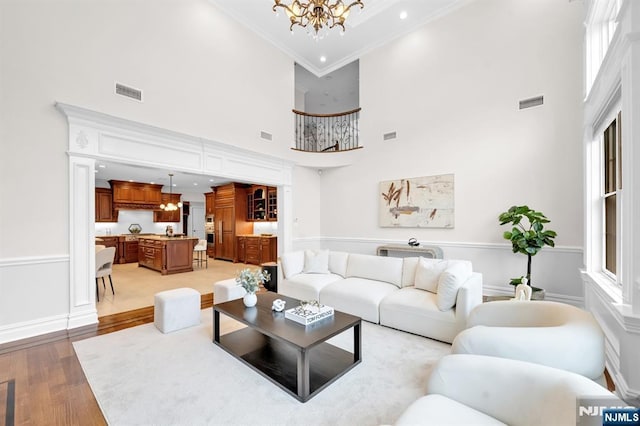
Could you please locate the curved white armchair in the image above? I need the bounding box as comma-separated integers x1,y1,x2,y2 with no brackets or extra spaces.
395,354,619,426
451,301,605,380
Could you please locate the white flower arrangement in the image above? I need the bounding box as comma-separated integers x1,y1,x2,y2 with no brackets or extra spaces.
236,268,270,294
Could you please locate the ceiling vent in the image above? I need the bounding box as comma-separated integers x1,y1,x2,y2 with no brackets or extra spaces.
115,83,143,102
519,95,544,110
383,131,397,141
260,131,273,141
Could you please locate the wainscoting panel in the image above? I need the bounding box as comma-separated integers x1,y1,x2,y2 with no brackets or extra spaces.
0,255,80,344
292,237,584,306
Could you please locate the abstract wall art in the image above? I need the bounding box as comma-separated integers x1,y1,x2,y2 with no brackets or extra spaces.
379,174,454,228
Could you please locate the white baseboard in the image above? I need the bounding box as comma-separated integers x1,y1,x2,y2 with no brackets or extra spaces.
0,313,70,344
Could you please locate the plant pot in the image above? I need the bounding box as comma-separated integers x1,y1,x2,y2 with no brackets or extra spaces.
243,292,257,308
530,287,545,300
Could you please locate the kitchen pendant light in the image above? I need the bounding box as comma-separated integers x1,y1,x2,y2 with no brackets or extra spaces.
159,173,183,211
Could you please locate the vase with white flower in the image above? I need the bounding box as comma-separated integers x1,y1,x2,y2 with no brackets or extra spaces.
236,268,270,308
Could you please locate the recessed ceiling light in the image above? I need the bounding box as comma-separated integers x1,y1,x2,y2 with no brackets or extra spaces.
209,179,214,182
320,56,327,63
98,164,106,168
193,182,198,186
399,11,408,20
172,183,177,187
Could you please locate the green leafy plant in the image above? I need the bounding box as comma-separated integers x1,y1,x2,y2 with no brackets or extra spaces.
236,268,270,294
498,205,557,287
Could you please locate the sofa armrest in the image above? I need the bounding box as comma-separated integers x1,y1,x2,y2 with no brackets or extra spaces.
454,272,483,332
426,354,616,426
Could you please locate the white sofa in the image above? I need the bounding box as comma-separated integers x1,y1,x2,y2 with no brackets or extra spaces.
278,250,483,343
452,300,606,381
395,354,621,426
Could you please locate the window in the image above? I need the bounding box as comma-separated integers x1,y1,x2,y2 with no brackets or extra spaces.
602,113,621,277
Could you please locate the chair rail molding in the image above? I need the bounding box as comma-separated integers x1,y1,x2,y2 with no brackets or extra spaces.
292,236,585,306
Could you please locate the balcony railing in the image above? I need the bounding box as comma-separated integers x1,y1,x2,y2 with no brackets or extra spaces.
293,108,361,152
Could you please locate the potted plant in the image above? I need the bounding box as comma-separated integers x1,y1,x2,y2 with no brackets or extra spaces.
236,268,270,307
498,205,557,298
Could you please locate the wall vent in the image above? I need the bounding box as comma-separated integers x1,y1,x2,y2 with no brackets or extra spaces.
115,83,143,101
383,131,397,141
260,131,273,141
519,95,544,110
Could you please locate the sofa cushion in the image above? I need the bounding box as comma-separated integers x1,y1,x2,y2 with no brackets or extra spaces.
280,251,304,279
303,249,330,274
401,257,420,288
379,287,458,343
437,260,473,311
415,258,448,293
346,254,403,288
279,273,343,301
320,277,399,323
328,251,349,277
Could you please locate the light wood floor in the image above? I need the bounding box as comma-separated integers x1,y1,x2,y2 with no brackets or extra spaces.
97,259,253,316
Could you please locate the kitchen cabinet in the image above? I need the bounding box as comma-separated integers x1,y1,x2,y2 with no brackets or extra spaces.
110,180,163,209
95,188,118,222
237,236,246,263
153,193,182,223
236,235,277,265
247,185,277,222
267,187,277,221
214,183,253,262
138,236,198,275
205,191,215,216
124,241,139,263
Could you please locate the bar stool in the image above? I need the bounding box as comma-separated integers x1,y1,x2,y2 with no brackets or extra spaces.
193,239,207,268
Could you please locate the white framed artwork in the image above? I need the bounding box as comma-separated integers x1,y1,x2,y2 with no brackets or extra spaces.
379,174,454,228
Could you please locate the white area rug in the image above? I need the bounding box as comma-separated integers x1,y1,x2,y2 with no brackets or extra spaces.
73,309,451,426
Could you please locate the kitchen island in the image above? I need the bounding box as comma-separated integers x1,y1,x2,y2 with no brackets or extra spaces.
138,236,199,275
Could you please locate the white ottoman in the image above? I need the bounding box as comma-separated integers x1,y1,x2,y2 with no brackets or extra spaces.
214,278,246,304
154,288,201,333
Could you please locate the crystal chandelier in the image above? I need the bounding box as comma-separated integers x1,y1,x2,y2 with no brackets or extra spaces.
159,174,183,212
273,0,364,39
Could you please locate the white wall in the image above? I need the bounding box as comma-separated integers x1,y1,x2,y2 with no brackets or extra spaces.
0,0,295,340
316,0,585,298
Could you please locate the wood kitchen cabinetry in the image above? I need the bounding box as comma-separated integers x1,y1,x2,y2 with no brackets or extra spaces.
123,241,139,263
236,235,277,265
110,180,163,209
205,192,215,216
138,236,198,275
95,188,118,222
153,193,182,222
247,185,277,222
214,183,252,262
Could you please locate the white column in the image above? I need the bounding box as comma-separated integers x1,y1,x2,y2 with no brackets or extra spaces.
67,155,99,329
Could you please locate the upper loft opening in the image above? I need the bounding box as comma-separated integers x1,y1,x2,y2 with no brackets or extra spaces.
295,60,359,114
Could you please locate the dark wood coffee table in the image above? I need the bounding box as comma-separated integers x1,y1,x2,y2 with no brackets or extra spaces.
213,292,362,402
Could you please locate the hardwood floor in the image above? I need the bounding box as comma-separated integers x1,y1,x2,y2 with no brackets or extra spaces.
0,294,214,426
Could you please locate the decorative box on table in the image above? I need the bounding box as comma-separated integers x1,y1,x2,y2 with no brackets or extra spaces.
285,304,334,325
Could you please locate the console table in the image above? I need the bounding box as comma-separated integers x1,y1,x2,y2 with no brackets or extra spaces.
376,244,443,259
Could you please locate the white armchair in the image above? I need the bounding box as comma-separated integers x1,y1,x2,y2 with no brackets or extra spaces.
451,301,605,381
395,354,620,426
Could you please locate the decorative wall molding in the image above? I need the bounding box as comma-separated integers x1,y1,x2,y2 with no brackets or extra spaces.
0,313,70,345
56,102,295,187
0,255,69,267
292,236,585,301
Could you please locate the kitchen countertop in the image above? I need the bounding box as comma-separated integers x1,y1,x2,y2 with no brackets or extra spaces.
137,235,198,241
